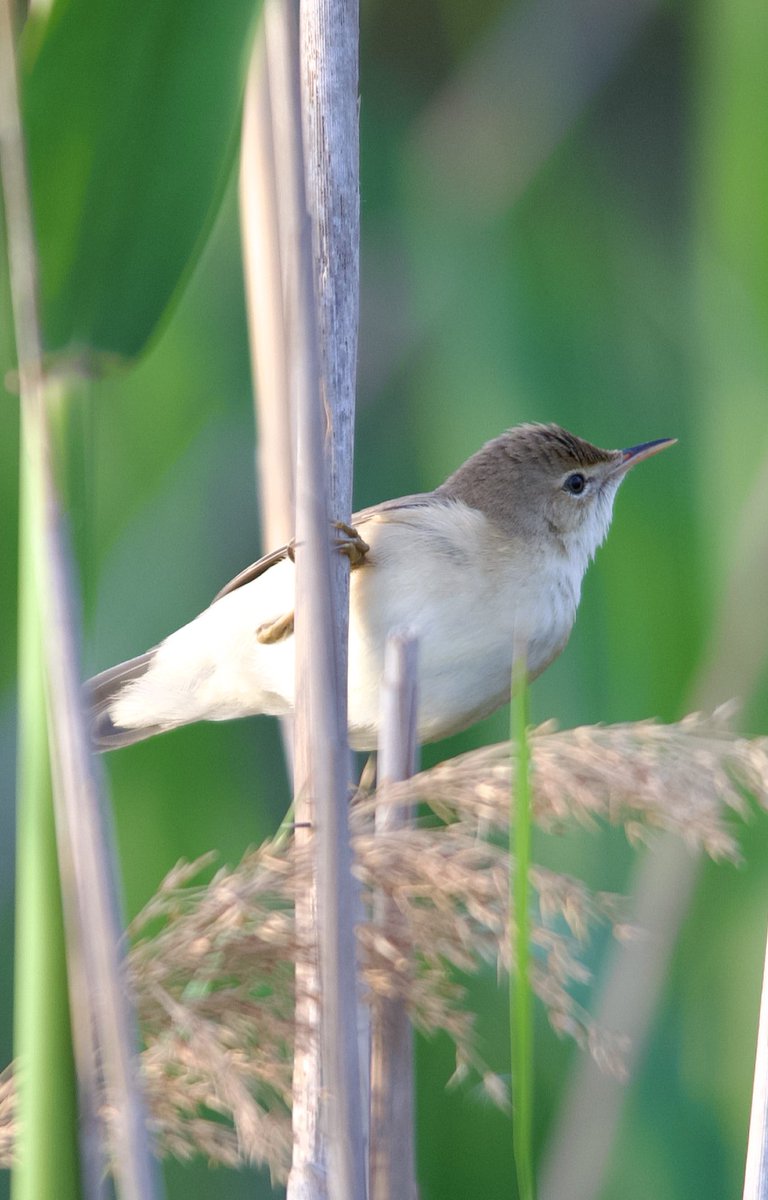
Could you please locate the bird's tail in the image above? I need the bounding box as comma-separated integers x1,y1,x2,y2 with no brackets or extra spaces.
87,651,167,750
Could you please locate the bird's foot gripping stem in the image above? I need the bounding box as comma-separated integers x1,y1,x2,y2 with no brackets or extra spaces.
334,521,370,566
256,523,369,645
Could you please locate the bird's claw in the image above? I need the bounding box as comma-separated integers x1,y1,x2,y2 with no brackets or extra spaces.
334,521,369,567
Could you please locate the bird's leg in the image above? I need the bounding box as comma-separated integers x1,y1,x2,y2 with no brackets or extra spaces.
256,611,296,644
256,523,369,645
359,752,377,791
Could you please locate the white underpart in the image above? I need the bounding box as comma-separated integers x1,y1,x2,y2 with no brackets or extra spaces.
110,494,617,750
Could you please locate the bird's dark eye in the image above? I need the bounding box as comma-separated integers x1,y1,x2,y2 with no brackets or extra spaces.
564,472,587,495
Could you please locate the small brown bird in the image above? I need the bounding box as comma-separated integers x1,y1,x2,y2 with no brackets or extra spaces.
88,423,675,751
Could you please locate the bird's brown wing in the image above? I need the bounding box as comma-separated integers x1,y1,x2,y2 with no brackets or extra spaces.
212,544,295,603
212,492,435,605
350,492,435,526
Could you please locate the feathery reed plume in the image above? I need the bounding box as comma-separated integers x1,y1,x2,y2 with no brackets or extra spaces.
2,708,766,1180
387,703,764,861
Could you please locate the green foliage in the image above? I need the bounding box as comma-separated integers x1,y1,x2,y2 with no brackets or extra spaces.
3,0,768,1198
14,470,80,1200
21,0,259,358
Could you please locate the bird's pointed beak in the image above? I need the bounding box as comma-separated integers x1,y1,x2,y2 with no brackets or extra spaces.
613,436,677,475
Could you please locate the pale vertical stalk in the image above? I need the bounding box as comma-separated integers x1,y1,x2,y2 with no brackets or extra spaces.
510,652,535,1200
43,507,162,1200
297,4,364,1190
262,3,366,1199
239,33,295,773
260,7,325,1195
299,0,359,560
240,36,295,547
370,633,419,1200
743,923,768,1200
0,3,161,1198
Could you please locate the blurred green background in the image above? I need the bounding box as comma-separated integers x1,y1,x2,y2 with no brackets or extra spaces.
2,0,768,1196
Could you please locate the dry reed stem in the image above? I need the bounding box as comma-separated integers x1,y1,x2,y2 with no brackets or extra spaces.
1,708,766,1181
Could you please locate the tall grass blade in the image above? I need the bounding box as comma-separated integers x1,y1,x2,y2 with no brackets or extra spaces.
13,464,81,1200
261,2,366,1196
1,1,161,1195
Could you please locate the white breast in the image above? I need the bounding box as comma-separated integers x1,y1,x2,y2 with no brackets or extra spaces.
346,500,581,746
111,499,584,750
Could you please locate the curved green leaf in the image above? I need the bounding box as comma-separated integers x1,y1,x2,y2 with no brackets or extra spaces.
22,0,259,359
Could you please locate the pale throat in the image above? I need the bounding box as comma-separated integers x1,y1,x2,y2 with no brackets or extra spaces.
558,486,620,582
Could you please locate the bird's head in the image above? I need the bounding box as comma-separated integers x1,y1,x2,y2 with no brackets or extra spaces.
439,422,676,565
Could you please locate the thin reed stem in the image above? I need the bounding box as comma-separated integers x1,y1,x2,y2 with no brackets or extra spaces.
511,652,536,1200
